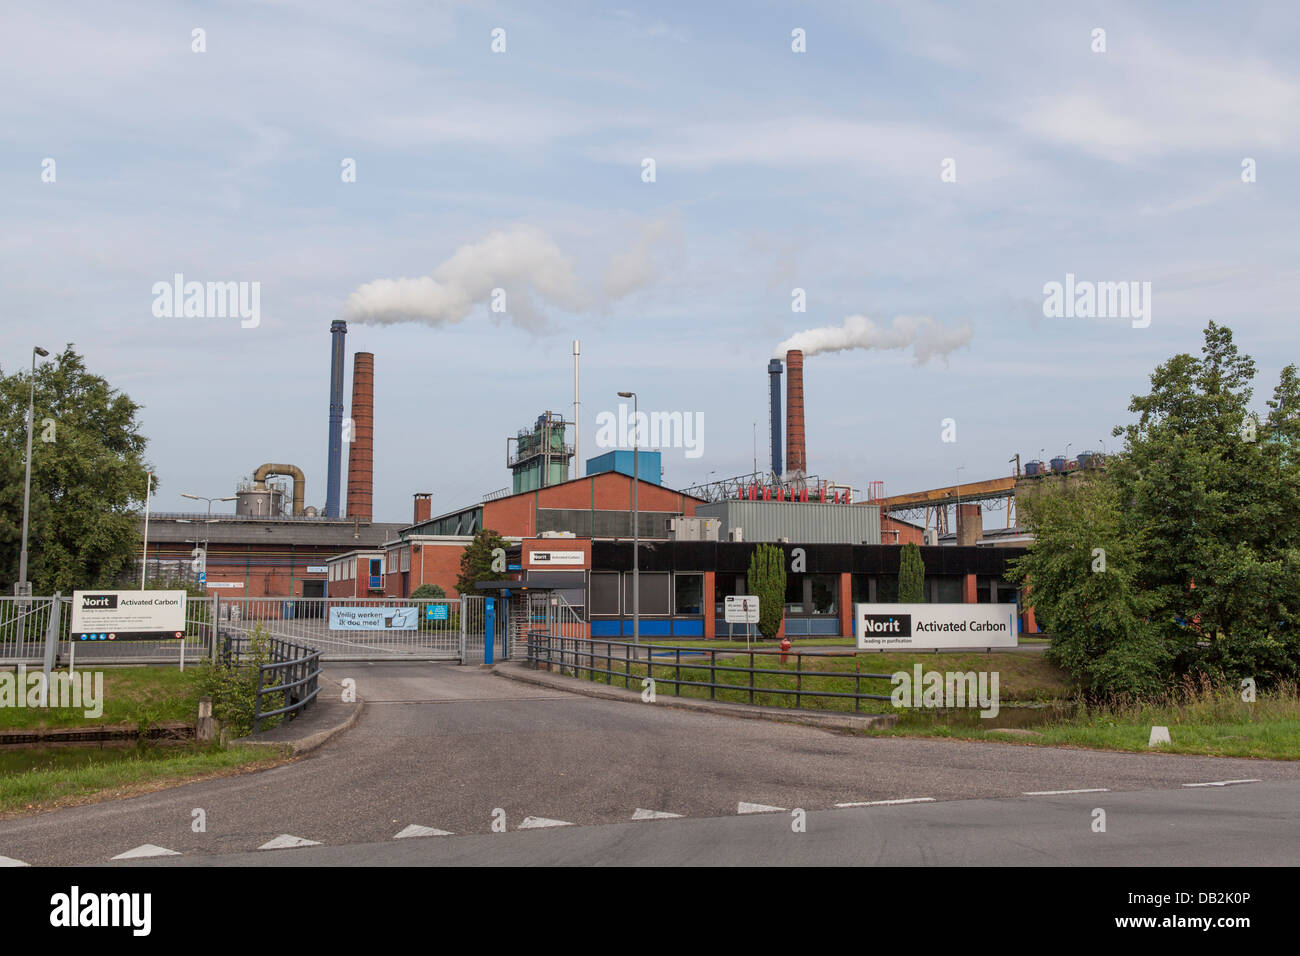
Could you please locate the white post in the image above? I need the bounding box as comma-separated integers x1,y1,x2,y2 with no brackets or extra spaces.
140,470,152,589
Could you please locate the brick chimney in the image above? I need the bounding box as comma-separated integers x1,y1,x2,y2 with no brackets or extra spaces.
413,492,432,525
346,352,374,521
957,503,982,546
785,349,806,475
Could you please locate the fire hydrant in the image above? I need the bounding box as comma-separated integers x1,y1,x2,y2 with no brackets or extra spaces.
780,637,791,664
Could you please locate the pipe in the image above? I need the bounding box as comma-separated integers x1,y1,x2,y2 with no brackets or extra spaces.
785,349,806,476
325,320,347,517
767,358,783,478
252,463,306,515
573,339,581,480
346,352,374,521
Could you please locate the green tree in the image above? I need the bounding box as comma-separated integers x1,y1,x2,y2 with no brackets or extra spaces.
898,543,925,602
746,543,786,640
456,528,510,595
411,583,447,600
0,346,152,593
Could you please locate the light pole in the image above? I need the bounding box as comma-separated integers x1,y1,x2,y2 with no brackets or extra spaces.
16,346,49,597
955,465,965,542
181,492,235,518
618,390,639,649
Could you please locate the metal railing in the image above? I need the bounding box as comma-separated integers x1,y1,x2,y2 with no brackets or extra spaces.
220,632,322,733
525,634,894,712
1,594,215,666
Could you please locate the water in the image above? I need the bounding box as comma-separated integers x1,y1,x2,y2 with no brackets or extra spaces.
0,742,193,775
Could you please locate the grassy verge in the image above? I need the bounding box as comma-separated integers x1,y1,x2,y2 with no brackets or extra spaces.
0,742,291,817
0,666,202,731
573,649,1070,708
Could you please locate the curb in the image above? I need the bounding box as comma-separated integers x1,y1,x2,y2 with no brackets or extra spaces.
233,678,365,755
492,660,896,731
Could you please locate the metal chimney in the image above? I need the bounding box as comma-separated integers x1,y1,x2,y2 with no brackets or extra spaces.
346,352,374,522
325,321,347,517
767,358,783,478
785,349,806,475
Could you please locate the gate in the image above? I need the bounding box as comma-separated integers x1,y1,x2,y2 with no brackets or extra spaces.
511,590,585,658
459,595,511,665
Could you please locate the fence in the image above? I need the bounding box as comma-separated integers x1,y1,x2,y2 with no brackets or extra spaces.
511,591,584,658
0,594,214,667
219,632,322,733
525,634,894,713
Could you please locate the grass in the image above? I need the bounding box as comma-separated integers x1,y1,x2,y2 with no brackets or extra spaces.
572,648,1071,709
0,742,291,817
0,666,203,731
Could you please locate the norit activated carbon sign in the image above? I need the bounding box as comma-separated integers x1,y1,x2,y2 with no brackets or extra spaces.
70,590,187,642
854,603,1018,650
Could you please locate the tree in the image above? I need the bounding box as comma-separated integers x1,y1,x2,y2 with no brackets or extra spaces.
1011,323,1300,696
456,528,510,595
411,583,446,600
746,543,786,640
0,346,152,593
898,543,925,602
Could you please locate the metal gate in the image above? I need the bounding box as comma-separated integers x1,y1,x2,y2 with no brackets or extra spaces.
511,590,585,657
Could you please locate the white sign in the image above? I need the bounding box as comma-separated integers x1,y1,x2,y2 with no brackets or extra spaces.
306,565,327,573
855,603,1018,650
70,590,186,641
329,606,420,631
528,550,584,566
206,582,243,589
724,595,760,624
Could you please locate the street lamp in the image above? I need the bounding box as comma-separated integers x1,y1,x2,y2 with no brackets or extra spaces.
617,390,639,649
16,346,49,597
181,492,235,518
955,465,965,542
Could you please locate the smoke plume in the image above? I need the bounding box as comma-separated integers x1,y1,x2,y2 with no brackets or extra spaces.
775,314,973,363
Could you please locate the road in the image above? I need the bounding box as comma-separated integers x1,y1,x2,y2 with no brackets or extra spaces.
1,663,1297,866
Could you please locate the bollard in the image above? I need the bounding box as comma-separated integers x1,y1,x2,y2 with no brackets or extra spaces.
196,695,215,742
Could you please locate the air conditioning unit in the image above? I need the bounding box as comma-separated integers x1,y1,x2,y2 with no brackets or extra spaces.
923,529,939,546
728,527,744,542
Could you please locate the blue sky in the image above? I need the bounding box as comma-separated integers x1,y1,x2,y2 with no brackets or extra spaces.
2,0,1298,522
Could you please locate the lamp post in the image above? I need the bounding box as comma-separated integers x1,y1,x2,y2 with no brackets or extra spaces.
955,465,965,542
16,346,49,598
181,492,235,518
618,390,639,649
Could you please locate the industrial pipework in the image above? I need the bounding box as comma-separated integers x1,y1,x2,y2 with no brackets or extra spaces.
325,320,347,518
251,463,306,515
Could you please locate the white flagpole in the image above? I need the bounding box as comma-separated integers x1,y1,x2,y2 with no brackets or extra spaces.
140,470,152,589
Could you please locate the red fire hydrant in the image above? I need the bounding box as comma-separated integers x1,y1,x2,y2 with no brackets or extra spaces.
780,637,791,664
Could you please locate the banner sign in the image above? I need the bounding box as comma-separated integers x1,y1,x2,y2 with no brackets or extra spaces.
329,606,420,631
855,603,1018,650
70,590,187,642
528,550,584,566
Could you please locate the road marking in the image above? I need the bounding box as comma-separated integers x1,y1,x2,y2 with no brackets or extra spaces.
631,808,683,820
518,816,573,830
0,856,29,867
394,824,453,839
1183,779,1262,788
258,834,322,850
112,844,181,860
836,798,936,807
1023,788,1110,796
738,802,787,814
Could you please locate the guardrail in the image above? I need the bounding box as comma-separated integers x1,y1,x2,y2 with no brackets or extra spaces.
525,632,894,712
220,631,323,733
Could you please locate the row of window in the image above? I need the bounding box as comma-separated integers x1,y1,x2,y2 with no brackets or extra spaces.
328,557,384,584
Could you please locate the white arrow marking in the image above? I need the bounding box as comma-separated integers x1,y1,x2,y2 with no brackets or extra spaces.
394,824,453,839
1023,788,1110,796
518,816,572,830
112,844,181,860
836,797,936,807
738,802,787,814
0,856,30,867
631,808,683,820
258,834,321,850
1183,779,1262,788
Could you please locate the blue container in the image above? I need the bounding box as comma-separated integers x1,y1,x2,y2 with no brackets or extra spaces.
1050,457,1067,473
1024,461,1040,477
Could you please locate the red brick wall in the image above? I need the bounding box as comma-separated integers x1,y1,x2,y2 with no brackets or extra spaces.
479,474,700,538
881,515,925,545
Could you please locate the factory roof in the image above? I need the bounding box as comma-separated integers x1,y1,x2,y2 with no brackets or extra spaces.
139,515,405,548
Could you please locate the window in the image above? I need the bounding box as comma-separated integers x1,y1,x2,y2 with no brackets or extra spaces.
713,573,745,617
876,574,899,603
674,574,703,615
623,572,671,615
934,576,963,603
783,573,805,614
810,575,838,615
589,572,620,615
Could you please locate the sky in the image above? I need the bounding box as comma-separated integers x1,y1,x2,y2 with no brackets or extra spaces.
2,0,1298,524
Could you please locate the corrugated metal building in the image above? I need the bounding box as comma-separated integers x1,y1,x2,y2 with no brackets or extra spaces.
695,500,881,545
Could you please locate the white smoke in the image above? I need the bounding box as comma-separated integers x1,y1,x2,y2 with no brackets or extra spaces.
775,314,973,363
345,219,677,329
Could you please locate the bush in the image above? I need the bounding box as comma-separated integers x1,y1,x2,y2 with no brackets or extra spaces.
195,624,284,738
411,584,446,600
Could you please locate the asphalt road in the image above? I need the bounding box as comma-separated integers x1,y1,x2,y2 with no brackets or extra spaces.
1,663,1297,866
